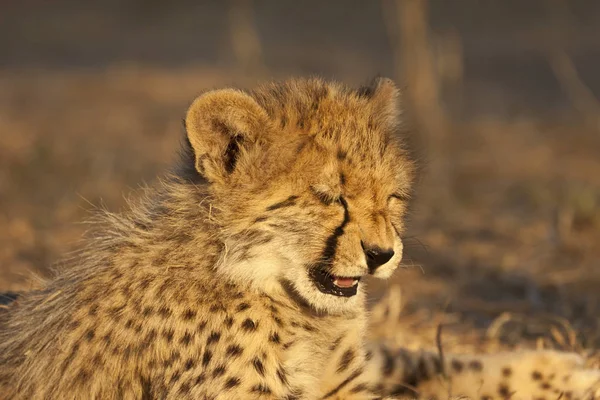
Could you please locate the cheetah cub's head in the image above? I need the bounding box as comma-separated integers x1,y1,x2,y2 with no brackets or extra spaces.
184,78,415,314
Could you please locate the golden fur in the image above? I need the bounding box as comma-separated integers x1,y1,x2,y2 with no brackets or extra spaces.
0,77,598,399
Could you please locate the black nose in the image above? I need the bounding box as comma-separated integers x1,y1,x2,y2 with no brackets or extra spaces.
362,243,394,272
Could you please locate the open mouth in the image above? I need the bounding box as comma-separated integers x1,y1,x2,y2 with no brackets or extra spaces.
309,268,362,297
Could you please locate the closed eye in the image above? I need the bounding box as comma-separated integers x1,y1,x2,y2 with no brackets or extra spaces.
389,193,409,202
311,186,341,206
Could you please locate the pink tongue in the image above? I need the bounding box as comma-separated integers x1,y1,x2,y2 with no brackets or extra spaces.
333,277,355,288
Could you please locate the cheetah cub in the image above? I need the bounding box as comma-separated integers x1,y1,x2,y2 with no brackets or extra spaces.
1,78,599,399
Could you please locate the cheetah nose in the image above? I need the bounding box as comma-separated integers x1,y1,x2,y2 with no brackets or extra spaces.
361,242,394,273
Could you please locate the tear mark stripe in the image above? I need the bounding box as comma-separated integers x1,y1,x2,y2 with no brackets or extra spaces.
316,197,350,269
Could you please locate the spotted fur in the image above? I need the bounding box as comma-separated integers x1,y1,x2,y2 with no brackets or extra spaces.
0,78,598,400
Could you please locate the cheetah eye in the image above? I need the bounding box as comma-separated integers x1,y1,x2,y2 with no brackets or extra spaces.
311,186,341,206
389,193,409,203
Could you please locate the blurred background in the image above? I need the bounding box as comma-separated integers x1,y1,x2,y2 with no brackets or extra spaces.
1,0,599,354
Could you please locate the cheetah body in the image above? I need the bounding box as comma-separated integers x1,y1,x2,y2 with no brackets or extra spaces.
0,78,598,400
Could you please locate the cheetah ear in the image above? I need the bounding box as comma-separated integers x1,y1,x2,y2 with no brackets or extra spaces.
184,89,270,183
359,77,402,126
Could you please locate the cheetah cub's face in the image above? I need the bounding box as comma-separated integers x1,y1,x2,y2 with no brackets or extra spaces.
184,78,415,314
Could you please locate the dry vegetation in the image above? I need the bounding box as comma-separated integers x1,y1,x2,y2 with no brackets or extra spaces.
1,0,599,367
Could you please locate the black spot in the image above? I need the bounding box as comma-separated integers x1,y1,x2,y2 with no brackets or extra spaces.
340,173,346,186
225,344,243,358
337,150,347,160
179,332,193,346
182,309,196,320
532,371,543,381
212,365,226,378
273,316,284,327
451,359,466,372
330,336,344,351
206,331,221,345
202,350,213,367
269,332,281,344
236,303,251,312
481,396,493,400
540,382,552,390
91,353,104,368
107,306,124,322
302,323,315,332
170,371,181,384
224,316,234,328
139,274,154,290
337,349,355,373
417,356,434,381
209,304,223,313
502,367,512,377
184,358,195,371
197,320,208,333
74,368,91,385
142,306,153,317
252,358,265,376
155,279,173,297
123,319,134,330
251,384,272,394
241,318,257,331
157,306,172,318
124,344,136,361
194,373,206,385
84,329,95,341
224,377,241,389
254,216,268,223
350,383,369,394
140,376,153,399
178,382,191,395
498,384,511,397
282,340,295,350
276,366,288,384
266,195,299,211
382,347,395,377
295,139,307,154
469,360,483,371
365,350,373,361
162,329,174,343
88,304,99,316
173,232,193,245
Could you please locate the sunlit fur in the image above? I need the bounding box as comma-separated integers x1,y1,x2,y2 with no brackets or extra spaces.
0,77,418,399
185,77,415,315
2,78,595,399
